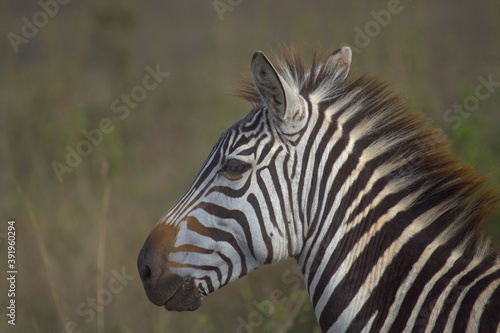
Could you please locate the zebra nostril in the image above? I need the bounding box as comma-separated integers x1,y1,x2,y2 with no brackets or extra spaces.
139,262,152,283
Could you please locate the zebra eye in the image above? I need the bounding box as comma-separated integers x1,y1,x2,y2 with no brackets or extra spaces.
221,159,251,180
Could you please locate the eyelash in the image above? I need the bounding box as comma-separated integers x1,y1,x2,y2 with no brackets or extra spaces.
220,159,251,180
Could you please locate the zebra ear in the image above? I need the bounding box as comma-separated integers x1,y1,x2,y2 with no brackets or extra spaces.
326,46,352,81
251,51,300,122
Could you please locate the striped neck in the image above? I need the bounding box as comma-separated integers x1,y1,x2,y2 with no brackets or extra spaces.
293,78,498,331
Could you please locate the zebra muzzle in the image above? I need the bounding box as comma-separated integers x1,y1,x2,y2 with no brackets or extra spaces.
139,268,202,311
138,222,203,311
160,274,202,311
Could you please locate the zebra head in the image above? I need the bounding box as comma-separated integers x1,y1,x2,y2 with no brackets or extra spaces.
137,47,352,311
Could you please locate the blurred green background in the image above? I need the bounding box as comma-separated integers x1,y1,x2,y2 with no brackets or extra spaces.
1,1,499,332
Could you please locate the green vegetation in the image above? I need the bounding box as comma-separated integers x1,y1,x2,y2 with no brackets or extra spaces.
1,1,499,332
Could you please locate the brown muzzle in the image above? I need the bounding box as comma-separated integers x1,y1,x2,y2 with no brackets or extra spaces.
137,222,201,311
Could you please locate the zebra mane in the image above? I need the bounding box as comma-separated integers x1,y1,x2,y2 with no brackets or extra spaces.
236,46,499,257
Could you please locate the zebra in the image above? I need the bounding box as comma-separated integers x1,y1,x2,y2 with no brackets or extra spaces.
137,46,500,332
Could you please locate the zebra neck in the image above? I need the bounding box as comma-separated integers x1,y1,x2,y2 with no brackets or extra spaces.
287,84,500,330
294,156,497,332
292,125,460,331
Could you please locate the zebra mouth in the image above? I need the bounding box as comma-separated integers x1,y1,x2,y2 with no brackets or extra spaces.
161,275,203,311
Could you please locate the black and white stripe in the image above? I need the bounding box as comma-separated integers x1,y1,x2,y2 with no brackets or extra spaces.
138,46,500,332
